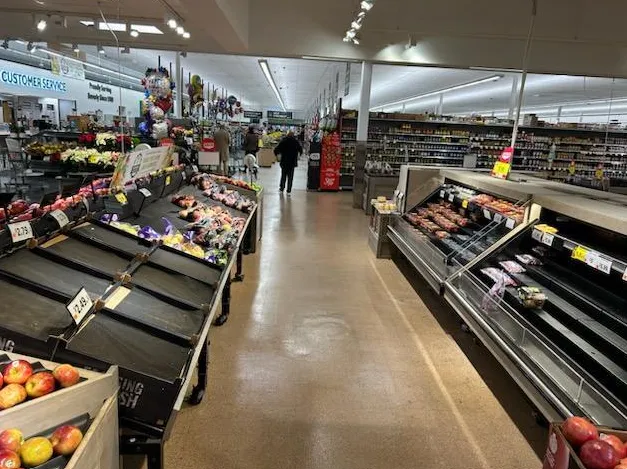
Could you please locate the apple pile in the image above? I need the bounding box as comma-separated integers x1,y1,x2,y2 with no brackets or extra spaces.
561,416,627,469
0,424,83,468
0,361,81,411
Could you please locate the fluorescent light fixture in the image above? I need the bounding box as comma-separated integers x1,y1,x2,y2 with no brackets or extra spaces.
167,18,177,29
351,20,362,30
258,59,286,111
373,75,503,110
72,43,79,52
98,22,126,32
97,45,106,54
182,31,190,39
131,24,163,34
130,29,139,37
176,26,184,35
80,20,95,27
36,19,47,31
361,0,374,11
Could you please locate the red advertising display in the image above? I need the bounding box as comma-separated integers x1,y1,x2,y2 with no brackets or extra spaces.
491,146,514,180
320,131,341,191
201,138,216,151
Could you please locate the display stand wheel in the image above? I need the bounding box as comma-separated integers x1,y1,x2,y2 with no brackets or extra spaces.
188,340,209,406
233,274,244,282
188,388,205,406
213,314,229,326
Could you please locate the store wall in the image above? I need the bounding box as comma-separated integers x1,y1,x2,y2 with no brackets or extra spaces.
0,59,144,120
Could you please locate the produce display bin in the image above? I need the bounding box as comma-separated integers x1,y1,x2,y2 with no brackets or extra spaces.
0,352,119,469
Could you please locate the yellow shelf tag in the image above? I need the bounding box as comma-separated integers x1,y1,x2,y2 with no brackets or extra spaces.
572,246,588,262
115,193,128,205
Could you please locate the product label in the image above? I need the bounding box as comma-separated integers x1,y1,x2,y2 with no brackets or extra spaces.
114,193,128,205
66,287,93,325
50,209,70,228
8,221,33,243
541,232,554,247
462,200,469,209
439,190,445,198
483,209,491,220
531,229,543,242
448,194,455,203
494,213,503,223
165,175,171,186
139,188,152,198
506,218,516,230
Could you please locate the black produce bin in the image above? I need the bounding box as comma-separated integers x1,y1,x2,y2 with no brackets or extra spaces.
149,246,222,285
53,313,189,429
69,222,152,255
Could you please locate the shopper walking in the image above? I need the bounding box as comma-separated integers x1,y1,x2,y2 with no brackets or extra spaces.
214,124,230,175
244,126,259,156
274,131,302,195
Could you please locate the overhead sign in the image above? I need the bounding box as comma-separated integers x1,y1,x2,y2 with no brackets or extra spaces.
110,146,173,188
0,69,67,92
491,146,514,180
267,110,293,119
51,56,85,80
244,111,263,119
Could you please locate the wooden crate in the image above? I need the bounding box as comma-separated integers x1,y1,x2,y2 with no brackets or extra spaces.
0,352,119,469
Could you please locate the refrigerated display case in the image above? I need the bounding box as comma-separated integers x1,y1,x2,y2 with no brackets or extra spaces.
445,199,627,428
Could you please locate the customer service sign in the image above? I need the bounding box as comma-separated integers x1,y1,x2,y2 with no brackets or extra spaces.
0,68,67,92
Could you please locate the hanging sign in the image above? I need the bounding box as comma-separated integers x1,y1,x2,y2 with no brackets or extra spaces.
50,56,85,80
243,111,263,119
491,146,514,180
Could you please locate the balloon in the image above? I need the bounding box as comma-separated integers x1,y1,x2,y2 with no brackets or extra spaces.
227,95,237,106
150,106,164,121
138,121,149,135
152,122,168,139
156,98,172,113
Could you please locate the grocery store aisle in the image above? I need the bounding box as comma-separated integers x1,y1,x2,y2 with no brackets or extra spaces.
164,164,540,469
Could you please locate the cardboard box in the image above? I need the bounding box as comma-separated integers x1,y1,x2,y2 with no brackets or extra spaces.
257,148,276,167
543,423,627,469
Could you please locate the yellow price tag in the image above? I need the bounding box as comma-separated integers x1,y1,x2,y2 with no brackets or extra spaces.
491,161,511,180
114,193,128,205
462,200,469,209
165,175,171,186
572,246,588,262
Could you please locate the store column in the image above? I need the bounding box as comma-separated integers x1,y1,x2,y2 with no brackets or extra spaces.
175,53,183,119
353,61,373,208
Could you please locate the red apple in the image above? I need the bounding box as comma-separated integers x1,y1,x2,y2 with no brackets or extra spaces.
50,425,83,456
0,449,20,469
599,434,627,459
0,371,3,388
579,439,619,469
52,364,80,388
2,362,32,386
0,385,26,410
562,416,599,447
0,430,23,453
24,372,55,398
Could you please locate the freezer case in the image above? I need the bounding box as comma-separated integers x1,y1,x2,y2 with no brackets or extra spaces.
388,178,528,292
444,211,627,427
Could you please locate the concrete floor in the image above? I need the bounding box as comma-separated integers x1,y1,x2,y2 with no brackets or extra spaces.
164,164,542,469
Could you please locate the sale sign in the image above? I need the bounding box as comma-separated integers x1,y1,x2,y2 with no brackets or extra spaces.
201,138,216,152
491,146,514,180
320,132,341,191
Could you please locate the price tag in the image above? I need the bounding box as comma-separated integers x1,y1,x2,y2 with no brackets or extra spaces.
192,165,199,173
114,193,128,205
165,175,172,186
8,221,33,243
461,200,469,209
439,190,445,198
448,194,455,203
494,213,503,223
585,252,612,275
506,218,516,230
66,287,93,325
139,188,152,198
483,209,491,220
571,246,588,262
541,232,554,247
531,229,543,242
50,210,70,228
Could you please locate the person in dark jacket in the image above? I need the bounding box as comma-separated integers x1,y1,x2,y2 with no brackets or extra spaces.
274,131,302,194
244,126,259,155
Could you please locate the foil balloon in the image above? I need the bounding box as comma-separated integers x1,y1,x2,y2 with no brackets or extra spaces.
152,121,169,139
150,106,165,121
140,66,176,140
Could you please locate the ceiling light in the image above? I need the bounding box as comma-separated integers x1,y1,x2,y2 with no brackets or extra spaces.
351,20,362,30
258,59,286,111
72,43,79,52
352,37,360,45
373,75,504,111
130,29,139,37
131,24,163,34
1,40,8,50
361,1,374,11
79,20,95,27
343,36,351,43
176,26,184,35
182,31,190,39
358,11,366,17
346,29,356,38
97,45,105,54
167,18,177,29
36,19,47,31
98,22,126,32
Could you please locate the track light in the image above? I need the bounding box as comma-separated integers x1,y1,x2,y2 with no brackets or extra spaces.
130,29,139,37
361,0,374,11
352,37,360,45
351,20,362,30
36,19,47,31
182,31,190,39
97,45,105,54
1,40,8,50
176,26,184,35
346,29,356,38
167,18,177,29
72,43,80,52
258,59,286,111
343,36,351,43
